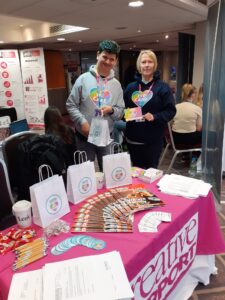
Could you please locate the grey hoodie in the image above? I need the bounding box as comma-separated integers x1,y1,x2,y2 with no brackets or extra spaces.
66,65,124,135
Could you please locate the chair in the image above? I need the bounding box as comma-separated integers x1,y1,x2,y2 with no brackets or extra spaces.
0,158,16,230
16,134,69,200
158,123,201,173
0,107,17,122
2,131,38,200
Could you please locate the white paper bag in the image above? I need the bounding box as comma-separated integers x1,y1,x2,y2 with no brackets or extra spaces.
103,152,132,188
67,160,97,204
87,117,112,147
30,165,70,228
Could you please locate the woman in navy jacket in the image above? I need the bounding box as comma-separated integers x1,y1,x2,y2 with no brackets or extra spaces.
124,50,176,169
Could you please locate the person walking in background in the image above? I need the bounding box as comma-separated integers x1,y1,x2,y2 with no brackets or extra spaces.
124,50,176,169
66,40,124,171
172,83,202,146
44,106,77,166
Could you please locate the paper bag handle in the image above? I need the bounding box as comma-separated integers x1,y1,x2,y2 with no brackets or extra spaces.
38,164,53,181
74,150,87,164
110,142,123,154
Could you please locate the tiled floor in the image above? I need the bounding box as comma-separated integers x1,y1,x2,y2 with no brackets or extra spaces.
159,146,225,300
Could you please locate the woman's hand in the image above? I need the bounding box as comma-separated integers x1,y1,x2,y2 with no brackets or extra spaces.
144,112,154,122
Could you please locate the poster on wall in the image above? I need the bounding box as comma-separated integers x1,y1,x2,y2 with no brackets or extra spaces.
20,48,48,128
0,49,25,120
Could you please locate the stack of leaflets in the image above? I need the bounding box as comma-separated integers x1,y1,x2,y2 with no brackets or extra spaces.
124,107,143,121
131,166,145,177
138,168,163,183
71,184,164,232
8,251,134,300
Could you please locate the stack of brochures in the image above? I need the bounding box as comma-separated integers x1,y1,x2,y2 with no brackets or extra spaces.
8,251,134,300
157,174,212,199
138,168,163,183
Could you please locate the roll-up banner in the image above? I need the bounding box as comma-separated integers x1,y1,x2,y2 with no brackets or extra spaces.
0,50,24,120
20,48,48,128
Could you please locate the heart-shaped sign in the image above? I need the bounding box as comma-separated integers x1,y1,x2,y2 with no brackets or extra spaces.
89,87,111,108
131,90,153,107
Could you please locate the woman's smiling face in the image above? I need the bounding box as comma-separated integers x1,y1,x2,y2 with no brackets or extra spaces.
139,53,155,80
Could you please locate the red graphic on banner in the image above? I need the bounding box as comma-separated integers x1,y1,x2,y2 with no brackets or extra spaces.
6,100,14,106
24,75,34,84
2,71,9,78
32,50,41,56
2,51,16,58
3,81,10,88
23,50,40,57
37,74,43,83
38,96,46,104
5,91,12,97
0,62,7,69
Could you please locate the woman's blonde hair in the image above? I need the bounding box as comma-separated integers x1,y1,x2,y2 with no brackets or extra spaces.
136,50,158,73
195,83,203,107
181,83,196,101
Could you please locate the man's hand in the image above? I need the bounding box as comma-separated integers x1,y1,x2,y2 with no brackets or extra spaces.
81,122,90,137
100,105,113,116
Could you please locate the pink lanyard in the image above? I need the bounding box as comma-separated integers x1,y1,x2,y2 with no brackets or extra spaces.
139,82,154,99
96,75,108,108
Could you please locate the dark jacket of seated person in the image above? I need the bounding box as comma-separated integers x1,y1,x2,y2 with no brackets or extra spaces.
172,83,202,146
44,106,77,166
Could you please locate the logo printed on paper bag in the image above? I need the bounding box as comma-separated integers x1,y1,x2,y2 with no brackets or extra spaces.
46,194,62,214
111,167,126,181
79,177,92,194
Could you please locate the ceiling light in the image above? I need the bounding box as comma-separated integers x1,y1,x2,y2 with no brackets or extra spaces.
165,35,169,39
57,38,65,41
50,25,89,37
137,29,141,33
128,1,144,8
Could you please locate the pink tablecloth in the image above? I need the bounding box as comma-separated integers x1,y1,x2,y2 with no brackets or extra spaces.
1,179,225,300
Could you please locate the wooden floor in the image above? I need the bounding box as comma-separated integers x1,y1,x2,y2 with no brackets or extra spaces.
159,147,225,300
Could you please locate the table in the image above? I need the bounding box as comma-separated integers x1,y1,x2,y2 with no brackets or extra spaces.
1,179,225,300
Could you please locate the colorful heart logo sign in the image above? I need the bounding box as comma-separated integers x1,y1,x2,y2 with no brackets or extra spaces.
131,90,153,107
89,87,111,108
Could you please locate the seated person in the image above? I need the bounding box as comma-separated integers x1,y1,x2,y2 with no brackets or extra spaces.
44,106,77,166
172,83,202,146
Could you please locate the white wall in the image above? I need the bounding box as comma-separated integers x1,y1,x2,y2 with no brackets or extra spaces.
192,21,207,90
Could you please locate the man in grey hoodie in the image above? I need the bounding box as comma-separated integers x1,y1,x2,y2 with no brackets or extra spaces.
66,40,124,170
